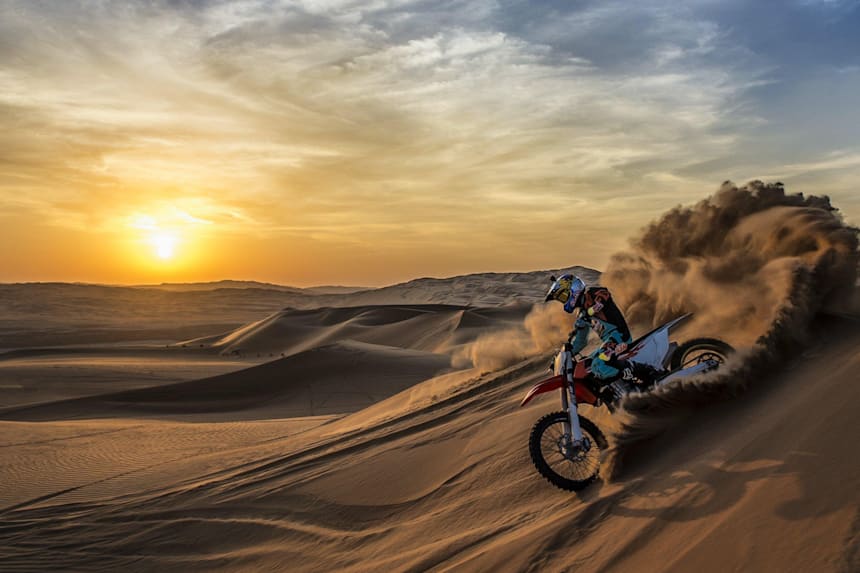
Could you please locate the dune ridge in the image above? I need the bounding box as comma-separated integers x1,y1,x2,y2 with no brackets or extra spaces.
189,304,529,359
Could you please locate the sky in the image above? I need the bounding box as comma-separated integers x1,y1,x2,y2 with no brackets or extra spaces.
1,0,858,286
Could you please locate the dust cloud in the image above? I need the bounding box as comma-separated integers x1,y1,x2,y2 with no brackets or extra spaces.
603,181,859,476
454,302,574,372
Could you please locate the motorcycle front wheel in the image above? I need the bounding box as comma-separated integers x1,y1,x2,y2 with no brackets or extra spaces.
528,411,608,491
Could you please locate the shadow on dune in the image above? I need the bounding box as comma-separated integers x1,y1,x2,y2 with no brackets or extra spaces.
613,451,841,523
0,340,452,421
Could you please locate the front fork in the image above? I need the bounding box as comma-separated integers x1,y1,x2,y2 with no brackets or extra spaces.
557,345,584,444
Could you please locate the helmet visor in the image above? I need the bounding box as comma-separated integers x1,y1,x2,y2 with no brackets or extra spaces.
552,288,570,303
545,278,571,303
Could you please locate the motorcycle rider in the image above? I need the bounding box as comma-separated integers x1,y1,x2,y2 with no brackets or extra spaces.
544,274,662,387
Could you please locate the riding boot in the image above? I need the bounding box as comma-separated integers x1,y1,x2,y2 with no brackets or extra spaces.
634,361,664,386
620,360,663,386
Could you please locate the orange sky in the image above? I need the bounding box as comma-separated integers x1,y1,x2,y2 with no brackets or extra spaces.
2,1,858,287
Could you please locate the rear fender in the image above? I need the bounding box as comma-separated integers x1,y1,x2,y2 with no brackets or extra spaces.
520,375,565,407
619,313,692,367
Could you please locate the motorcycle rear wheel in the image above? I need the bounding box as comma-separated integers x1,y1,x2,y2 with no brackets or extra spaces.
669,337,734,370
528,411,607,491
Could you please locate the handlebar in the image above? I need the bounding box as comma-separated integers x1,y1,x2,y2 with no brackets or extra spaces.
548,344,583,373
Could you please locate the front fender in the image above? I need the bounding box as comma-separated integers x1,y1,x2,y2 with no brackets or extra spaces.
520,374,565,407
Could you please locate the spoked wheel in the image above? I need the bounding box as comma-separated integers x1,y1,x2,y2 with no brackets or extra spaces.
528,411,608,491
669,337,735,371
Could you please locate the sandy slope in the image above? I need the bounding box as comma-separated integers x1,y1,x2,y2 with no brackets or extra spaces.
0,341,452,421
0,315,856,572
188,304,529,358
0,350,248,409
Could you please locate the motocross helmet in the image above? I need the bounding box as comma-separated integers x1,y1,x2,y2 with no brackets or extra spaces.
544,274,586,313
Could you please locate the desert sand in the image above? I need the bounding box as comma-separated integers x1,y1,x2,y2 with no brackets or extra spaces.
1,191,858,572
0,304,857,572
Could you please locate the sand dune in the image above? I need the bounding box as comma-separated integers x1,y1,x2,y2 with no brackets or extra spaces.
0,350,248,409
191,304,529,358
1,341,452,421
0,315,856,572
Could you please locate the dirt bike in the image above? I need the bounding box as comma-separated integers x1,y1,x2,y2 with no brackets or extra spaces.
520,313,734,491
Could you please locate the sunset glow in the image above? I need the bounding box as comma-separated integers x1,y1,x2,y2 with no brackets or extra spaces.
0,1,857,286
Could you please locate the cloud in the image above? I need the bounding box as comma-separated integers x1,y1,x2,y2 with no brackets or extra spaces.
0,0,857,283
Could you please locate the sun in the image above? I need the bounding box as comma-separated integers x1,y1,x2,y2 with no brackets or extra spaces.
150,232,178,260
128,209,203,268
